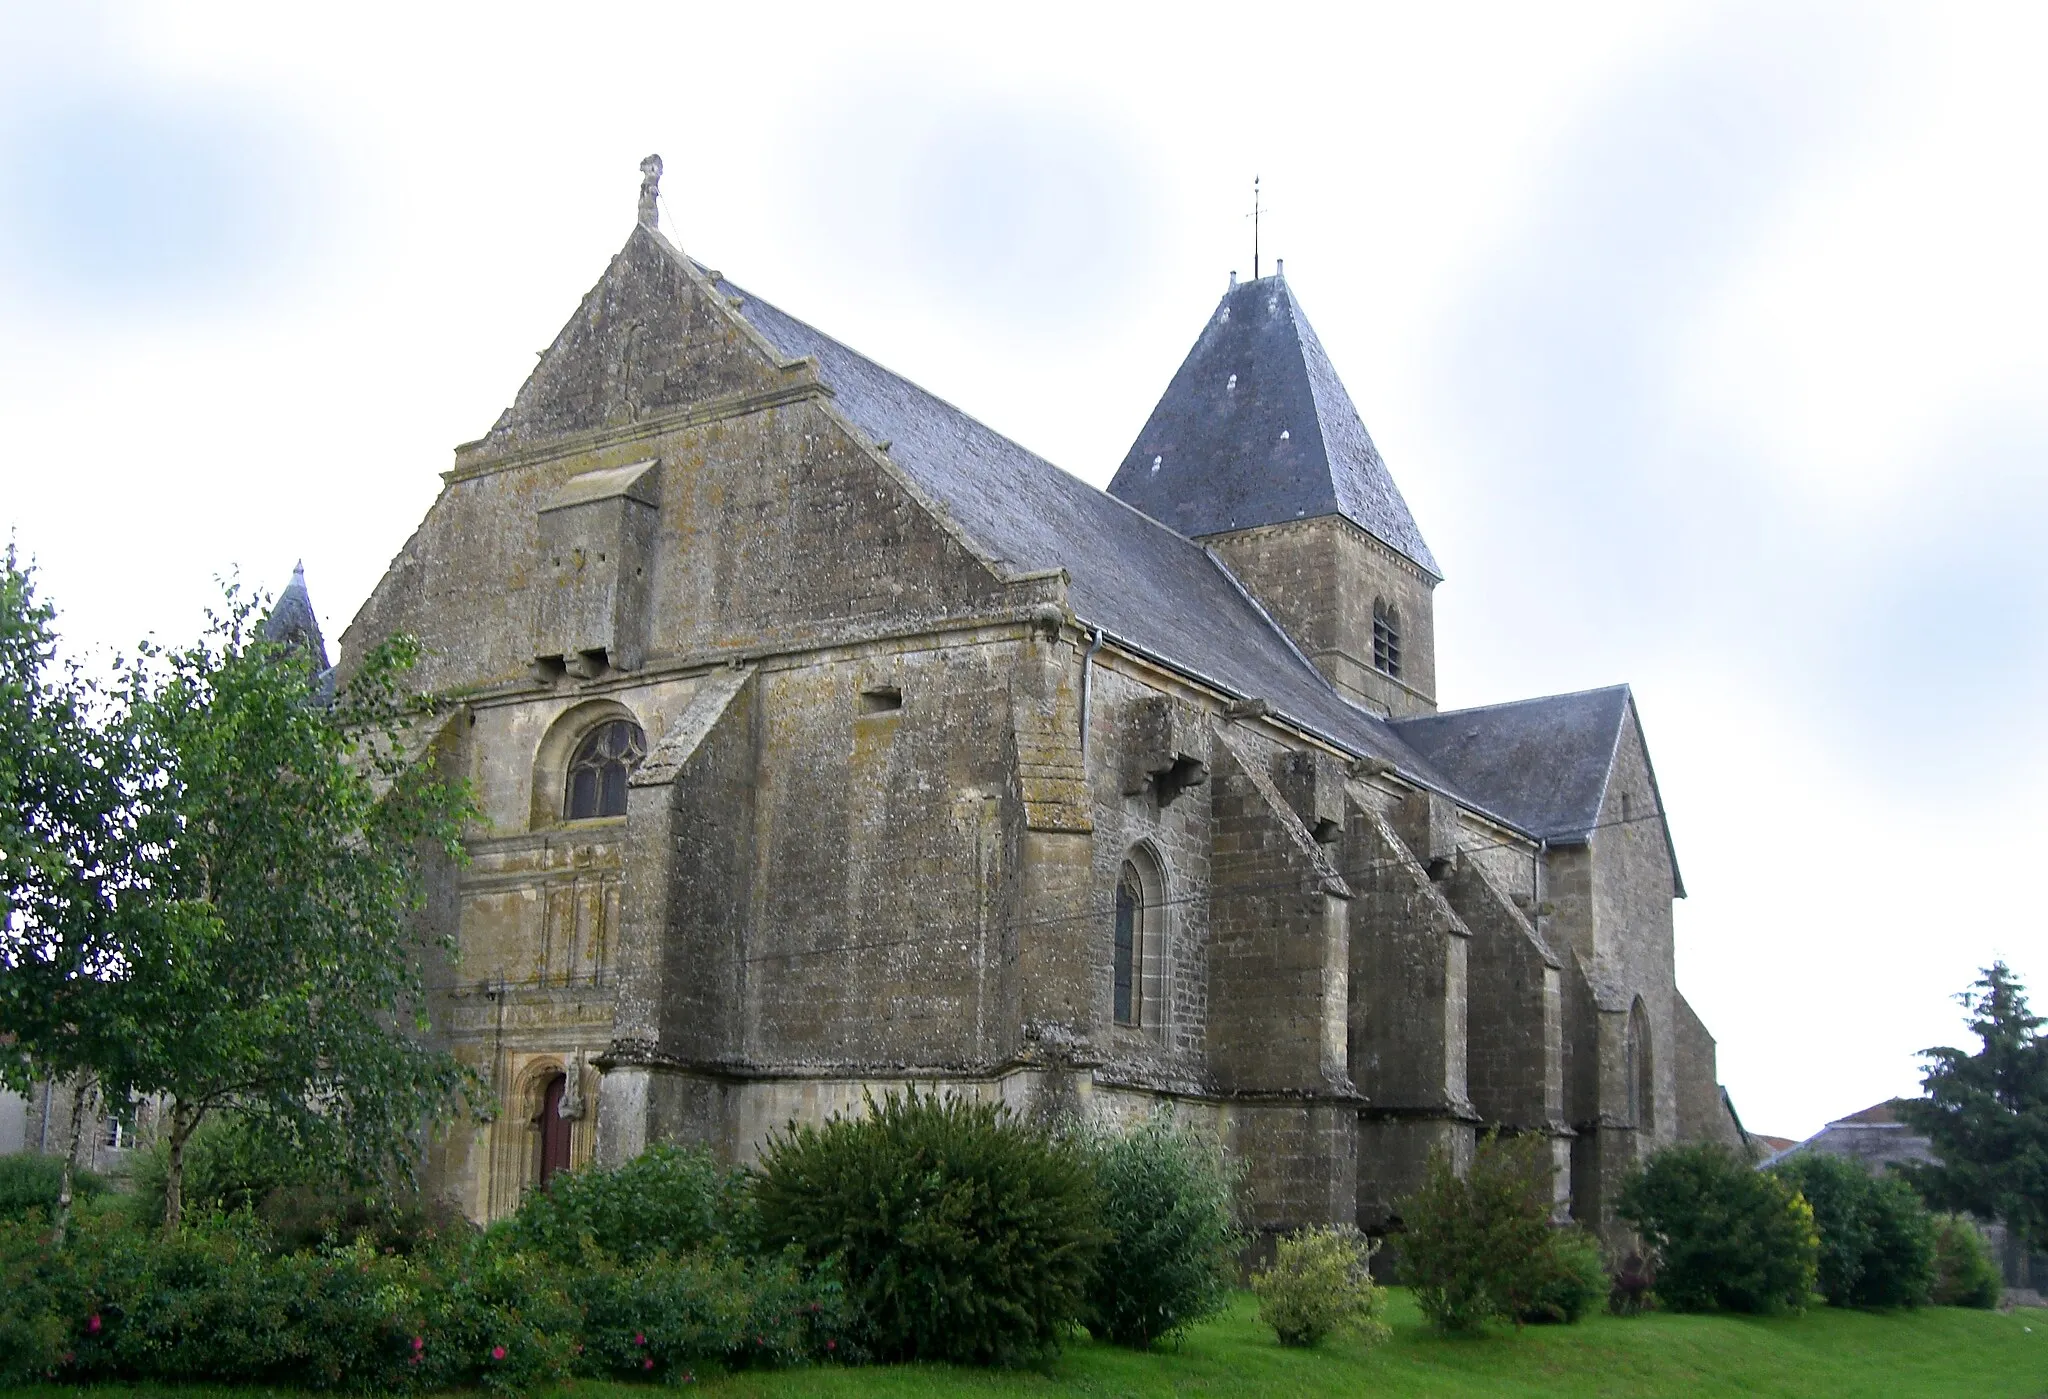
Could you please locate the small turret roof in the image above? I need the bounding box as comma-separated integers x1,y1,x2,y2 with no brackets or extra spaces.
1108,274,1439,576
263,561,332,673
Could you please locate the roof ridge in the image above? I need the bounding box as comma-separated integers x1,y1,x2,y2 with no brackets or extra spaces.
1399,683,1631,724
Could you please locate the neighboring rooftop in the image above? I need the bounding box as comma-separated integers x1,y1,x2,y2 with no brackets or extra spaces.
1106,273,1439,577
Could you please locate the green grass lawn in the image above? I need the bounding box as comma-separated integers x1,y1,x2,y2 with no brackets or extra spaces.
9,1292,2044,1399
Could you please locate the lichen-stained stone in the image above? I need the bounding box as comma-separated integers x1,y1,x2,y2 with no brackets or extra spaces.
330,166,1738,1236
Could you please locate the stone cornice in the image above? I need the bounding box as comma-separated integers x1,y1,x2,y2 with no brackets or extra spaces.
1202,514,1442,587
446,371,833,482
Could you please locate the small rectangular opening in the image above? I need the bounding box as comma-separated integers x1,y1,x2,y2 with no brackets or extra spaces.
859,686,903,715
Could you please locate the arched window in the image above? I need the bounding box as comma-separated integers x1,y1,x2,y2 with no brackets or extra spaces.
1372,598,1402,679
1113,862,1143,1026
1626,1000,1654,1131
1111,849,1170,1034
564,719,646,820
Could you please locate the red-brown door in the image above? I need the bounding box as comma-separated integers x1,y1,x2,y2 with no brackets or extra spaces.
536,1073,572,1185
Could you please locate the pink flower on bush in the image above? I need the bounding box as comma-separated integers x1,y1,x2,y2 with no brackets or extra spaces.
412,1336,424,1352
634,1331,646,1345
642,1358,655,1371
826,1339,837,1352
87,1314,101,1334
491,1345,506,1360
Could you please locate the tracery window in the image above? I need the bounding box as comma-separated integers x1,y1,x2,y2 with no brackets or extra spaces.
1372,599,1402,679
1113,862,1143,1027
564,719,646,820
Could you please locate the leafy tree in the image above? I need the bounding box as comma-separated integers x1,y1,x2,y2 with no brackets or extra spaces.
1929,1214,2001,1308
1619,1142,1819,1313
0,547,145,1243
1771,1152,1934,1307
1398,1130,1561,1332
1897,963,2048,1252
1078,1112,1243,1348
109,585,487,1227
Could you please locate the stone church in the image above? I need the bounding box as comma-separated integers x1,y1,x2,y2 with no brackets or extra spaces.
333,158,1747,1240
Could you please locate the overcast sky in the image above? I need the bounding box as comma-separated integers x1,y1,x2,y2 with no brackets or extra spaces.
3,1,2043,1140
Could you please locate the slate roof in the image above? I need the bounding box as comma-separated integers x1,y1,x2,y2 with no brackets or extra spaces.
1391,685,1684,894
1107,275,1439,577
687,242,1460,793
263,562,331,672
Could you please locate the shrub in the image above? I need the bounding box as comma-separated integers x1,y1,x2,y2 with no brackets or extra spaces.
0,1155,107,1224
504,1143,743,1265
749,1088,1106,1365
1930,1214,2001,1308
125,1113,310,1224
1771,1153,1934,1308
1251,1225,1390,1348
571,1247,853,1378
1398,1131,1565,1331
1078,1112,1243,1348
126,1114,469,1255
1619,1143,1819,1313
1521,1226,1610,1324
1608,1250,1656,1315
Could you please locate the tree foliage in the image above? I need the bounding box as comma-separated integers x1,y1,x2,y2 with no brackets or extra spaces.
0,547,147,1238
1896,963,2048,1252
1770,1152,1934,1308
1077,1111,1243,1348
1,563,487,1233
1398,1131,1566,1332
1620,1143,1819,1313
750,1088,1106,1366
108,586,487,1225
1929,1213,2001,1308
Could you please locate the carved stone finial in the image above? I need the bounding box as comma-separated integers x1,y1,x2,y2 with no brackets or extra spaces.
637,154,663,229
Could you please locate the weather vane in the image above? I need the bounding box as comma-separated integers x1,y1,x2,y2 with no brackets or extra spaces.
1247,176,1267,280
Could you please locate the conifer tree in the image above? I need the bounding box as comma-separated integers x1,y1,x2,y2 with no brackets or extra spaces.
1898,963,2048,1251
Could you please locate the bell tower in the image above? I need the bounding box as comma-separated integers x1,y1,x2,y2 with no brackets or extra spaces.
1108,271,1440,718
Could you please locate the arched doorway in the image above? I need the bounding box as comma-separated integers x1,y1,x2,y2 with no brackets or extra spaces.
535,1072,572,1186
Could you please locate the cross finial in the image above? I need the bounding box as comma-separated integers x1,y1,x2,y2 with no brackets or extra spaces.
638,154,663,229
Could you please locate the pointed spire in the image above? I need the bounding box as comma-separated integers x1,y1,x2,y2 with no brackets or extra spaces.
1108,274,1439,577
263,562,331,672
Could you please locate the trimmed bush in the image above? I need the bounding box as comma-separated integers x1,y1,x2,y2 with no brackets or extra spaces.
1771,1153,1934,1308
503,1143,743,1265
750,1088,1106,1366
0,1154,107,1223
1398,1131,1577,1332
1079,1113,1243,1348
1620,1143,1819,1313
1930,1214,2001,1308
1251,1225,1390,1348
